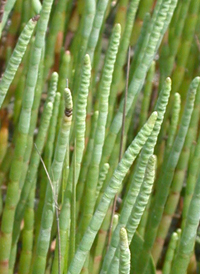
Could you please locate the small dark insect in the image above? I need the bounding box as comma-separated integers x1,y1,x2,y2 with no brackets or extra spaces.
32,15,40,22
65,108,73,117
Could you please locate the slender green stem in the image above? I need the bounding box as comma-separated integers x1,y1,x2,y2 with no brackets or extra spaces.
0,17,38,108
32,88,72,274
119,228,130,274
136,77,199,274
0,0,17,36
18,185,35,274
162,232,178,274
170,173,200,274
67,111,157,274
106,155,156,273
78,24,121,241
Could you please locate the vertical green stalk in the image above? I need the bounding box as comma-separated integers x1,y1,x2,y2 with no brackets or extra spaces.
101,0,177,168
6,0,23,49
78,24,121,240
152,81,200,264
76,111,99,218
162,232,178,274
18,57,45,191
69,54,91,263
0,147,14,215
44,0,69,78
171,0,200,95
21,0,32,27
128,13,151,80
86,0,109,63
72,0,95,96
125,157,156,238
138,61,155,129
72,54,91,185
130,0,154,45
67,112,157,274
34,92,61,239
56,51,71,140
159,0,179,44
0,0,54,270
101,78,171,272
10,99,53,272
170,173,200,274
119,228,130,274
114,0,129,35
137,198,151,238
32,0,42,14
107,0,140,127
95,163,110,200
181,132,200,229
21,71,58,250
32,88,72,274
100,132,120,192
0,0,17,36
70,142,76,265
136,77,199,274
159,0,191,85
92,207,112,274
106,155,156,274
163,93,181,162
13,75,25,126
51,55,91,274
11,101,53,256
18,185,35,274
0,17,37,108
94,210,118,274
